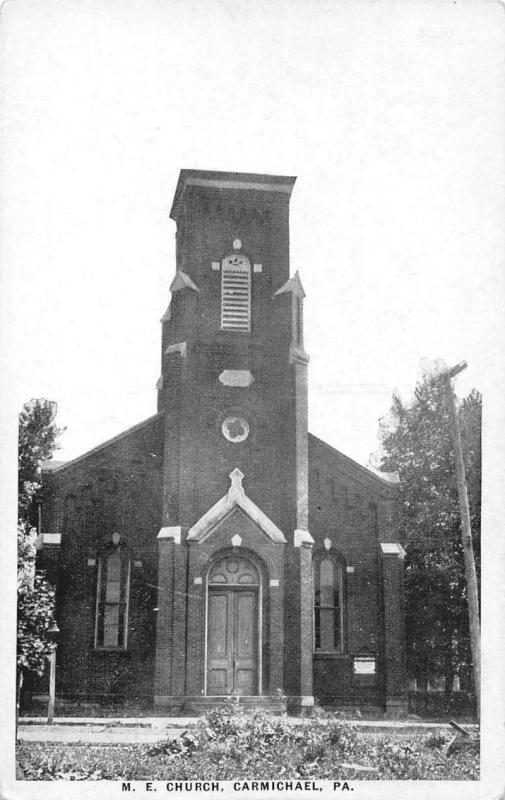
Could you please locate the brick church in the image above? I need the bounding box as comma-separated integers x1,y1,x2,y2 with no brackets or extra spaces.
39,169,408,714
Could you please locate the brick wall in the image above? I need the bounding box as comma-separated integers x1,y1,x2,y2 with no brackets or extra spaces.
308,434,399,705
41,414,164,702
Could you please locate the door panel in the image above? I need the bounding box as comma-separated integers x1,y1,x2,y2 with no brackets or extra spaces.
207,588,258,696
208,593,229,659
234,591,256,695
207,591,232,695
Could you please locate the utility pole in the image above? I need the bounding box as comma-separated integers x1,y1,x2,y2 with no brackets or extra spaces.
441,361,480,721
46,621,60,724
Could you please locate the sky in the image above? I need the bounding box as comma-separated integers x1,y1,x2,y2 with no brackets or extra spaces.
2,0,505,469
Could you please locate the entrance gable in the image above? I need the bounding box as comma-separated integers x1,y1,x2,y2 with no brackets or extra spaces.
204,507,279,556
187,468,286,544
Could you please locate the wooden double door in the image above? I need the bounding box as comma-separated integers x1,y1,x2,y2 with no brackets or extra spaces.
206,556,260,696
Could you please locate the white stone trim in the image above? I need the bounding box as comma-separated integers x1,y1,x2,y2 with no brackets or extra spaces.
380,542,406,560
273,270,306,299
170,270,200,293
157,526,182,544
269,579,280,587
300,695,315,706
181,176,294,196
290,695,315,707
35,533,61,549
165,341,187,358
294,529,314,548
218,370,254,387
187,468,286,544
289,344,309,365
160,304,172,322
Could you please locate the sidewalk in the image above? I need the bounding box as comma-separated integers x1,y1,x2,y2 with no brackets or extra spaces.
17,716,479,744
18,723,183,744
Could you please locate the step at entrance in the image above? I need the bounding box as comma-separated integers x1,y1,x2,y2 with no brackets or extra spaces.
184,695,287,716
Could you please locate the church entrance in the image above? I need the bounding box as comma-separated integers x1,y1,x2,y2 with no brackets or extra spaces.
206,555,260,696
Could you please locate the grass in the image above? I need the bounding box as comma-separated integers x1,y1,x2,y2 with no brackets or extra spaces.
17,705,479,781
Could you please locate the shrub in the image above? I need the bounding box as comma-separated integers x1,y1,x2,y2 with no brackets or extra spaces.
16,705,479,781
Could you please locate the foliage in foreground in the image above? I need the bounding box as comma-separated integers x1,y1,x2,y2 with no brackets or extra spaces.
17,529,55,675
17,706,479,781
18,399,63,680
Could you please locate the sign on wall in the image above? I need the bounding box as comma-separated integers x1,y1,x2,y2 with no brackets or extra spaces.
353,657,376,675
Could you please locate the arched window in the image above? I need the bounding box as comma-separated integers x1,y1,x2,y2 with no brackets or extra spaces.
95,546,130,649
313,555,344,652
221,254,251,331
208,555,260,586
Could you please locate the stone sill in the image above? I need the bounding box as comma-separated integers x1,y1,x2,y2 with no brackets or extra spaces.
313,652,350,660
93,649,131,656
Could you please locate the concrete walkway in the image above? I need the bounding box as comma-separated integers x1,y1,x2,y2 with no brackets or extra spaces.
21,716,194,728
17,717,479,744
18,724,183,744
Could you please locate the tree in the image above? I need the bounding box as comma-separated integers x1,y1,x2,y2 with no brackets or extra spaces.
18,399,62,524
17,524,55,674
17,399,63,707
379,381,481,694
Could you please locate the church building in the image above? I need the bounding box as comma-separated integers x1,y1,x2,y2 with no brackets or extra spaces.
39,169,408,715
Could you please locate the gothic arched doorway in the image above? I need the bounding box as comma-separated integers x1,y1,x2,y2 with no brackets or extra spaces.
206,554,261,696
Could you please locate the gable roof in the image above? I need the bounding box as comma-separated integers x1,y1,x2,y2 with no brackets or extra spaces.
42,412,164,475
309,433,399,493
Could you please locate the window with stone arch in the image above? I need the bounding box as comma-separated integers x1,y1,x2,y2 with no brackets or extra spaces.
94,543,131,650
221,253,251,332
313,553,345,653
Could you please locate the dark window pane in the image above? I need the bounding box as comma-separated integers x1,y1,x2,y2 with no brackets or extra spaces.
320,608,335,650
103,604,119,647
334,607,341,650
118,606,125,648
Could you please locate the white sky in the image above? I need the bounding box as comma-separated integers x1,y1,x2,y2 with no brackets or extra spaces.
2,0,505,468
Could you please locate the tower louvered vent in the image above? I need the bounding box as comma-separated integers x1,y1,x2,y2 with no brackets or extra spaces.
221,254,251,331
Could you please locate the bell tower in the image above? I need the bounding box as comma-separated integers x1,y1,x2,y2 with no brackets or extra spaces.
157,170,309,528
154,170,314,712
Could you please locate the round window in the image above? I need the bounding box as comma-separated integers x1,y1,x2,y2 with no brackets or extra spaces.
222,416,249,443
